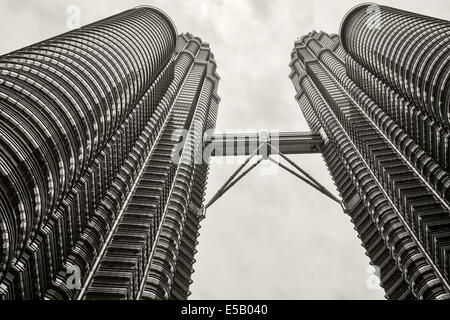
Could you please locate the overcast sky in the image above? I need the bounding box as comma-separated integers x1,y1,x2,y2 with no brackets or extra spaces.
1,0,449,300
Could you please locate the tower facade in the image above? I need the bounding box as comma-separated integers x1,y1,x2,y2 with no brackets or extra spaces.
0,7,219,300
289,4,450,299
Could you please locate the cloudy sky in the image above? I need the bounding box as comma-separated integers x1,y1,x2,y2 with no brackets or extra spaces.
1,0,448,300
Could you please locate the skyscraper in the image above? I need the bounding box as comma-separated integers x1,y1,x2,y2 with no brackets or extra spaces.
289,4,450,299
0,6,220,300
1,2,450,301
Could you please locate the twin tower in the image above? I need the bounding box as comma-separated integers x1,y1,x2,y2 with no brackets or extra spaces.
0,4,449,300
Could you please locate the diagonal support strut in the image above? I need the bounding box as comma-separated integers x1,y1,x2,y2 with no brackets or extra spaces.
267,142,341,204
204,143,265,211
201,133,342,216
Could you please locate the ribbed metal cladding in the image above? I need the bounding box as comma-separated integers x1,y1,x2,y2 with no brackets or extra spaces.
77,33,220,300
345,55,450,173
290,29,450,299
321,142,414,300
0,7,177,299
289,34,415,300
141,36,220,301
340,3,450,129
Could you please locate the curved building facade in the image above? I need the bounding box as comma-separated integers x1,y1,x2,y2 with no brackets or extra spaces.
80,33,220,300
290,5,450,300
0,7,220,300
340,3,450,129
